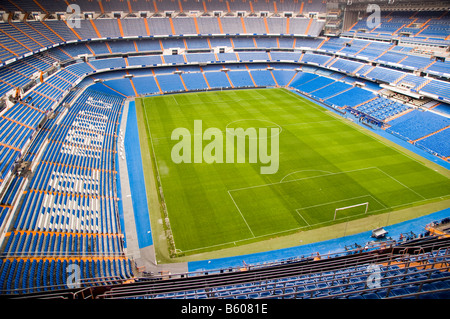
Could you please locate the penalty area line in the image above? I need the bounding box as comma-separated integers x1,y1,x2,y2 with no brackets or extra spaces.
227,190,256,238
295,194,388,227
296,211,311,227
228,167,379,193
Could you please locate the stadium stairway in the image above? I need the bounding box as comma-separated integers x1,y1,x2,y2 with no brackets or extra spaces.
0,88,135,295
2,214,449,299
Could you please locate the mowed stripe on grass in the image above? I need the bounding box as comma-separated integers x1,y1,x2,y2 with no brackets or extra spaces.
139,88,450,254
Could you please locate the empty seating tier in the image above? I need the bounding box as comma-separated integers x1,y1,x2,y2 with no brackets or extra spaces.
0,3,449,299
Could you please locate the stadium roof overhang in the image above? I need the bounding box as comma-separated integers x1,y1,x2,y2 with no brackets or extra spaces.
380,84,426,99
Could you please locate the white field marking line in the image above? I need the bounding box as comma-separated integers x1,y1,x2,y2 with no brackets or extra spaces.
179,98,267,107
311,99,450,177
149,89,447,252
169,94,267,107
280,119,338,128
295,194,379,212
374,167,426,200
280,170,334,183
171,95,179,106
386,194,450,211
296,208,391,230
177,193,450,254
284,89,330,113
180,206,388,254
179,224,313,254
143,101,179,250
151,124,281,141
227,190,255,238
225,119,282,140
150,119,336,141
296,211,311,227
295,194,388,226
297,193,450,230
284,88,450,178
228,167,378,193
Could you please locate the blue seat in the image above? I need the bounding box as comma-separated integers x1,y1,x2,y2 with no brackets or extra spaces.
362,292,380,299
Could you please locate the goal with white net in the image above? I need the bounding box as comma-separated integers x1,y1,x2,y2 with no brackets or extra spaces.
334,202,369,221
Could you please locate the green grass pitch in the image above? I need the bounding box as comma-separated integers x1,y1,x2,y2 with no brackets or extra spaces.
138,88,450,255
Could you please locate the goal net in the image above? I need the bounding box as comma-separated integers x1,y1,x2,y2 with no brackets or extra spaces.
334,202,369,221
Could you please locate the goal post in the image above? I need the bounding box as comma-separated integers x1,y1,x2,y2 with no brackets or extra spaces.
334,202,369,221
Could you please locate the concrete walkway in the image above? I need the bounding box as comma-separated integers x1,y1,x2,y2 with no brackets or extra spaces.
118,99,188,276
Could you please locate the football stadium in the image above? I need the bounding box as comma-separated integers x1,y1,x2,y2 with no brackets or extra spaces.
0,0,449,302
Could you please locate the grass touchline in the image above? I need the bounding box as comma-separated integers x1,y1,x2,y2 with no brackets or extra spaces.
138,88,450,256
